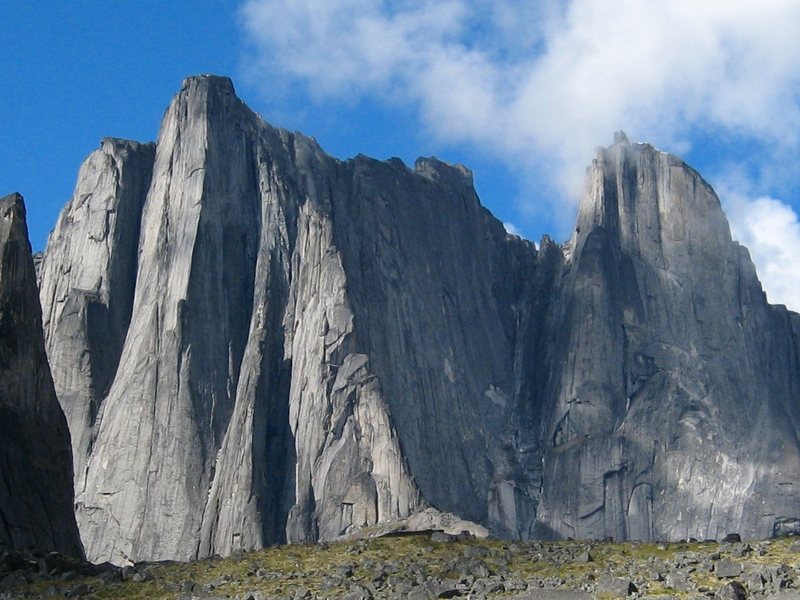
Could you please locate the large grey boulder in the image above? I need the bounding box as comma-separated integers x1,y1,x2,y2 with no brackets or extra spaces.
0,193,83,557
38,76,800,564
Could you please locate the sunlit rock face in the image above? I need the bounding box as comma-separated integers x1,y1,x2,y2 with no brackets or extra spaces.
40,77,800,564
39,138,155,495
0,193,83,558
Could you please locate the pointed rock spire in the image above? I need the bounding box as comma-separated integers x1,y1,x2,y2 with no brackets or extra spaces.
0,193,83,557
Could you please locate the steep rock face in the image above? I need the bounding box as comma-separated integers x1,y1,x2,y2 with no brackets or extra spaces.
43,76,536,564
0,193,83,557
531,135,800,541
38,138,155,492
32,252,42,287
39,77,800,563
75,77,279,562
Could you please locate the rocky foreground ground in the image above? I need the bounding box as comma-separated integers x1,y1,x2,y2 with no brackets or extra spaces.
2,533,799,599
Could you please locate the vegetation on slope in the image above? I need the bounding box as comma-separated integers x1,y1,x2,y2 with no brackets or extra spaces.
2,533,799,599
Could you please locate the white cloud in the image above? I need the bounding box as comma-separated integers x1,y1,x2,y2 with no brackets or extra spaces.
719,187,800,312
239,0,800,309
240,1,800,185
239,1,469,98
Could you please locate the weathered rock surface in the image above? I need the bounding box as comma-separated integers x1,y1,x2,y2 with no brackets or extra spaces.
31,252,42,288
39,76,800,564
41,76,536,564
0,193,82,557
39,138,155,493
528,134,800,542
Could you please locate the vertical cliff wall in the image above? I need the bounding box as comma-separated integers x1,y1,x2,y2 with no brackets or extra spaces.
39,139,155,493
0,193,83,557
38,77,800,564
531,135,800,541
41,76,540,564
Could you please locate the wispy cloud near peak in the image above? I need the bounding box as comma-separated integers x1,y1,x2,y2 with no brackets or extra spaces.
240,1,800,186
239,0,800,310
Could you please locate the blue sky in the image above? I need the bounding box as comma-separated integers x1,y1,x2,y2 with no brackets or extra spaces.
3,1,800,309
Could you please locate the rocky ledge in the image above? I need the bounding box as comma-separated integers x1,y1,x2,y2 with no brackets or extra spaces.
4,534,800,599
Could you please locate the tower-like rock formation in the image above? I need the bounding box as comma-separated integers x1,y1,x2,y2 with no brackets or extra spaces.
0,193,83,557
41,76,539,563
529,135,800,541
39,78,800,564
39,138,155,492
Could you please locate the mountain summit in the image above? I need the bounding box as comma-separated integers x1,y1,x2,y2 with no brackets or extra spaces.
38,76,800,564
0,193,82,557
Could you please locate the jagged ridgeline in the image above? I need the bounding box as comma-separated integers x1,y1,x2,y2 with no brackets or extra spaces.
38,75,800,565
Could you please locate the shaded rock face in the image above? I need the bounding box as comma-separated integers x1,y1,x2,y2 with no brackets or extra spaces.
529,138,800,542
39,76,800,564
0,193,83,557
